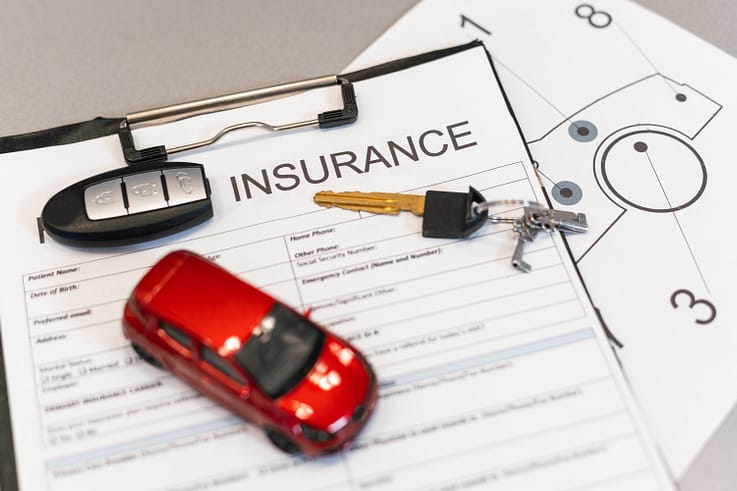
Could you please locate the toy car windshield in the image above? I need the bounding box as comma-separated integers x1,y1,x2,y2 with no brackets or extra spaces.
234,303,325,398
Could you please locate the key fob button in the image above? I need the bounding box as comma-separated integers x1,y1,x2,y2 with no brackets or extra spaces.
123,171,167,214
84,178,126,220
163,168,207,205
42,162,213,247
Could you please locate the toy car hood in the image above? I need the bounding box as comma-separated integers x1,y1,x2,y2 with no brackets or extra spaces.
277,336,374,433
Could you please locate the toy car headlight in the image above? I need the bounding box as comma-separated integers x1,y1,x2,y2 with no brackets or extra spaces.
300,424,332,442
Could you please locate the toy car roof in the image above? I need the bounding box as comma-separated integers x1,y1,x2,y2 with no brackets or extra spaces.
133,250,275,354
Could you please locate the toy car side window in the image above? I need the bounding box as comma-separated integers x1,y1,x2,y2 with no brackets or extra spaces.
201,346,246,385
161,322,192,350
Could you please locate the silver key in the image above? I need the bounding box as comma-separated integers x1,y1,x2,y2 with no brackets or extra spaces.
475,199,588,273
510,207,587,273
523,206,588,234
511,218,538,273
511,236,532,273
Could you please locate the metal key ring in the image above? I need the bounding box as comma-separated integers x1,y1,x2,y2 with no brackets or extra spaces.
473,199,543,224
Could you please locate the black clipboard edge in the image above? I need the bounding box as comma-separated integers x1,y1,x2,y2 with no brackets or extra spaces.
0,117,122,155
0,40,483,156
475,46,621,350
340,40,483,82
0,39,486,491
0,328,19,491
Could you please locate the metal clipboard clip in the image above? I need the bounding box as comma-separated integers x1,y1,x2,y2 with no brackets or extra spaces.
118,75,358,164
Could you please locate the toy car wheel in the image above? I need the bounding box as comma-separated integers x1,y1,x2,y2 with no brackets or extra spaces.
265,428,300,454
132,343,164,369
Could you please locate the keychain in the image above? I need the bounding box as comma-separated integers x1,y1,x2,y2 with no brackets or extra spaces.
476,199,587,272
313,188,588,272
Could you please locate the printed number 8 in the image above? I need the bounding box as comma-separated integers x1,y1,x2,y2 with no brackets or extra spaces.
575,4,612,28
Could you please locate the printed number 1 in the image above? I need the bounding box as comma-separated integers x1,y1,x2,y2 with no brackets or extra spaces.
460,14,491,36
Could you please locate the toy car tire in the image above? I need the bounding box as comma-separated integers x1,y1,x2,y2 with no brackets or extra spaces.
132,342,164,369
265,428,300,454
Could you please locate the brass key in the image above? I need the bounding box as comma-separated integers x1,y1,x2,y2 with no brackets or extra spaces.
314,191,425,216
314,187,488,238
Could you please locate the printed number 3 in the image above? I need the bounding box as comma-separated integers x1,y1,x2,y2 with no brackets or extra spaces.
670,289,717,325
575,4,612,28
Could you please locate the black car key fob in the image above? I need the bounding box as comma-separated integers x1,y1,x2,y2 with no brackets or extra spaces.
41,162,213,247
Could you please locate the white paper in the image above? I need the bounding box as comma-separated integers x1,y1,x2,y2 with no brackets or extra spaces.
0,45,673,490
345,0,737,477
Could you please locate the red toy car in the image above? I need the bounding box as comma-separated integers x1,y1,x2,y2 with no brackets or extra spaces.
122,250,377,456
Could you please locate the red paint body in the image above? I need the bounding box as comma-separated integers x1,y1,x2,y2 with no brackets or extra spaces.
122,250,377,456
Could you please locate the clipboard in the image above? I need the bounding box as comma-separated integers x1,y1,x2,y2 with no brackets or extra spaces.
0,39,498,490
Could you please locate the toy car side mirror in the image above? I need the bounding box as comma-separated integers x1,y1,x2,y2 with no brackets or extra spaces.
238,386,250,400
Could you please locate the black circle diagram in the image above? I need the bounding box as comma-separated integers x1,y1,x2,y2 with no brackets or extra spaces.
552,180,584,206
569,120,598,142
599,128,706,213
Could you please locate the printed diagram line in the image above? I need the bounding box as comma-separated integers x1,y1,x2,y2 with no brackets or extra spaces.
529,74,720,280
527,73,721,147
615,23,679,95
576,209,626,265
643,150,710,293
491,56,582,133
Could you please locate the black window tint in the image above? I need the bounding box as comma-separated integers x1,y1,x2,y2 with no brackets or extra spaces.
161,322,191,349
201,346,246,385
234,303,324,399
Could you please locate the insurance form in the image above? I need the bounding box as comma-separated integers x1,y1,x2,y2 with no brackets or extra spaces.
0,44,673,490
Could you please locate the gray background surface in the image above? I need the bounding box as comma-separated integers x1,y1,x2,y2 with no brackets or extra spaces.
1,1,735,489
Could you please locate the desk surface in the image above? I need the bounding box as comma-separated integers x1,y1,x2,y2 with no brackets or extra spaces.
1,1,736,490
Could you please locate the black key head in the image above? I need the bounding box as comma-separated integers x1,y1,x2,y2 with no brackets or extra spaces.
422,186,488,238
